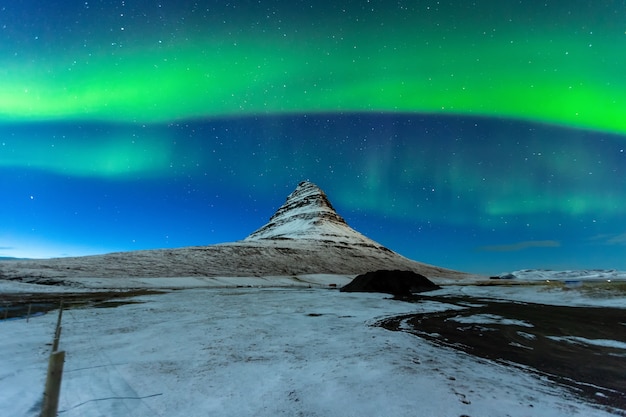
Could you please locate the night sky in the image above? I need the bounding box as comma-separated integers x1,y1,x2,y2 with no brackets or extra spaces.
1,1,625,274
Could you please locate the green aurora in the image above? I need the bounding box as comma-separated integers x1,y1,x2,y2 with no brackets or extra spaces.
1,2,625,134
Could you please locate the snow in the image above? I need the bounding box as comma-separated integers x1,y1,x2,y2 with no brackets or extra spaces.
430,281,626,308
0,275,353,292
517,331,537,340
546,336,626,350
448,313,534,328
245,181,381,247
1,286,619,417
247,215,378,245
246,212,378,245
502,269,626,282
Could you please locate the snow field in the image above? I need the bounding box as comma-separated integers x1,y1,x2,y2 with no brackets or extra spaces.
1,287,617,417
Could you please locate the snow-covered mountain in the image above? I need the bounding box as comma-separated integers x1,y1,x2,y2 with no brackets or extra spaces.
246,180,386,247
0,181,470,281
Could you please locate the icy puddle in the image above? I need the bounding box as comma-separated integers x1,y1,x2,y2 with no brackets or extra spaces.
378,294,626,413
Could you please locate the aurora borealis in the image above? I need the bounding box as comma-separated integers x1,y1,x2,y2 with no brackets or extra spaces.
1,1,625,273
2,1,626,133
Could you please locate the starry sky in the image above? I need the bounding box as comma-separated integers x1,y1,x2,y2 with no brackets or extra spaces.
1,1,625,274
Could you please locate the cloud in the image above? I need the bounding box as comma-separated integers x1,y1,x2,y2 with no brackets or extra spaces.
588,233,626,246
0,246,17,259
478,240,561,252
604,233,626,245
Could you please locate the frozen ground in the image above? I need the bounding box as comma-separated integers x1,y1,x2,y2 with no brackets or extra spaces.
431,283,626,308
0,274,354,293
503,269,626,282
2,280,623,417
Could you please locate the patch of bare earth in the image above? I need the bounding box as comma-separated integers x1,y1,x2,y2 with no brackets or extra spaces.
378,294,626,415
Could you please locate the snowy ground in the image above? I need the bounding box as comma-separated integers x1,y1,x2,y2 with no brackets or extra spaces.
2,278,623,417
502,269,626,282
431,283,626,308
0,274,354,293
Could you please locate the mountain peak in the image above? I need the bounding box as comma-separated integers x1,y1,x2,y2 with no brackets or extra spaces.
245,181,381,247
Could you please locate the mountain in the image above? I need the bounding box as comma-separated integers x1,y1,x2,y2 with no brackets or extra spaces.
0,181,470,281
246,180,386,246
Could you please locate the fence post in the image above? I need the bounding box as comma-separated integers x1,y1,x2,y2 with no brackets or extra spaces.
55,301,64,333
52,326,62,352
41,300,66,417
41,350,65,417
52,301,64,352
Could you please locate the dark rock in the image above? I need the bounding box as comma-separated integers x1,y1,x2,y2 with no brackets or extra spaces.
340,270,440,296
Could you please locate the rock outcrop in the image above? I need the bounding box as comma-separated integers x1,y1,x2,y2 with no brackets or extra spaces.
340,270,441,296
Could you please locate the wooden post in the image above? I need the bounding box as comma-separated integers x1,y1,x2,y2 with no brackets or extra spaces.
55,301,64,330
52,301,64,352
27,304,32,323
52,326,62,352
41,350,65,417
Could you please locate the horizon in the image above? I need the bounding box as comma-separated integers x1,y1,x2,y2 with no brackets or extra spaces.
2,2,625,274
2,169,625,276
